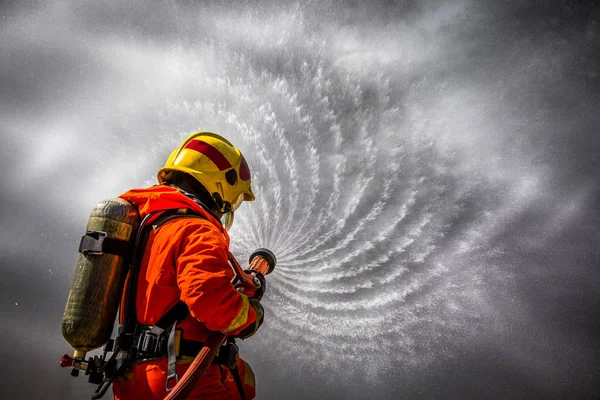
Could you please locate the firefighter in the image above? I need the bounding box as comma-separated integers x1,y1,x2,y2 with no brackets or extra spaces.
112,132,263,400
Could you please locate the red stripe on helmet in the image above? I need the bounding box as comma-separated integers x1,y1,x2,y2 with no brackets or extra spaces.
239,156,251,181
184,140,232,171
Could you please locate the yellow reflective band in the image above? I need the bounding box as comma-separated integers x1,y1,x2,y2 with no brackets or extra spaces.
222,293,250,334
243,360,256,388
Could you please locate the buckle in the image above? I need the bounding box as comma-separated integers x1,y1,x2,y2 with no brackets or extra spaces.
79,231,107,255
165,372,179,392
136,331,165,355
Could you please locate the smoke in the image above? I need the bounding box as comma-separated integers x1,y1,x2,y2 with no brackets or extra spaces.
1,1,599,399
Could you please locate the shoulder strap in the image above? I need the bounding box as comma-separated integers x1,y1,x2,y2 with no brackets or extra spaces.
150,208,206,230
157,300,190,330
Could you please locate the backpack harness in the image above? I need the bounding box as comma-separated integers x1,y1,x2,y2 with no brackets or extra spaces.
76,207,246,400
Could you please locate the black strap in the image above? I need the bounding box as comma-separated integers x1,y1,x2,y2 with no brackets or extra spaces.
179,339,205,356
122,211,160,338
79,231,132,256
156,301,190,330
230,362,246,400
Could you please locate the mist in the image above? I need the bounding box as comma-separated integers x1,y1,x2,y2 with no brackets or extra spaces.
1,1,599,399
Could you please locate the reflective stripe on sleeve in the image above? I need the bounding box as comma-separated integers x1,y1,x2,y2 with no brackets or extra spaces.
243,360,256,388
221,293,250,334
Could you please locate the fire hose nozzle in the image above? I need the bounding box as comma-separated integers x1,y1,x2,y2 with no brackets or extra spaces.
249,248,276,275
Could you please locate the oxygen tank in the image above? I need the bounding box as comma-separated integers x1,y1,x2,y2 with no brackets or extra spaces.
61,198,139,360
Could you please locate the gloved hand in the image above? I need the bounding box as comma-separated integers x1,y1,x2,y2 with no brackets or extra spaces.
235,271,266,301
236,299,264,340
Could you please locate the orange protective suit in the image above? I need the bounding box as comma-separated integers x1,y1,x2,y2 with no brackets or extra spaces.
112,185,258,400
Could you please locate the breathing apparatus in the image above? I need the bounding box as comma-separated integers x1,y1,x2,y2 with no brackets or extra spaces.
59,196,276,398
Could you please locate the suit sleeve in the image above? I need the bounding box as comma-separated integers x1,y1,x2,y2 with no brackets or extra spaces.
175,221,258,335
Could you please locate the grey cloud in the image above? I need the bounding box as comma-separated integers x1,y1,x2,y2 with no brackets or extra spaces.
1,1,599,399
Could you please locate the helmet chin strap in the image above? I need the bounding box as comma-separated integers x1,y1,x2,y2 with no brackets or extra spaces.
210,193,235,230
220,211,234,231
211,192,233,214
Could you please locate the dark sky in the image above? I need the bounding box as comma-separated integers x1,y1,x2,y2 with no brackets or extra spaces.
1,1,599,399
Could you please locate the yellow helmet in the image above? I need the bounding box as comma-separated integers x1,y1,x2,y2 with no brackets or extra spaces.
157,132,255,213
